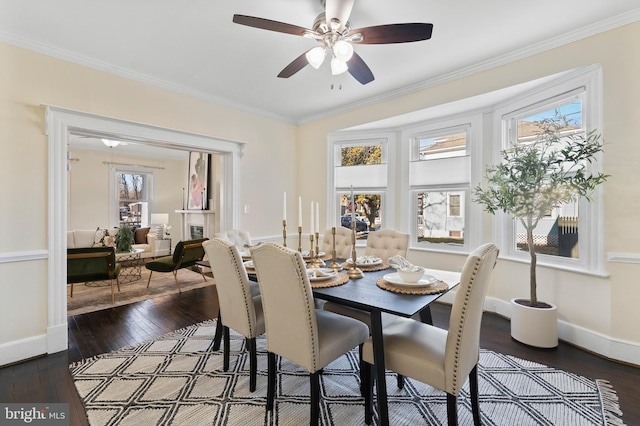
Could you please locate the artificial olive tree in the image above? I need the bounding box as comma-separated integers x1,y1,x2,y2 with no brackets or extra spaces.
473,114,609,307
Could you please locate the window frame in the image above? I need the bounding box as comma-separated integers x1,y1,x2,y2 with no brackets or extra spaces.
402,113,483,253
109,164,156,229
492,66,605,275
327,132,396,245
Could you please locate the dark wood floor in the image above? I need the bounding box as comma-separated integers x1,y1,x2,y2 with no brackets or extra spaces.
1,286,638,426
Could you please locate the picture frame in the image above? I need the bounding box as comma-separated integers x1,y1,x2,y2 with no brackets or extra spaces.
187,152,209,210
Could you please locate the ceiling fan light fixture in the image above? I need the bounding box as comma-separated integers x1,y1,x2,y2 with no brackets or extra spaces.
330,55,348,75
101,139,120,148
306,46,326,69
333,40,354,62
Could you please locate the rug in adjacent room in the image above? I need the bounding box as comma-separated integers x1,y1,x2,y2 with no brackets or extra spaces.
69,320,625,425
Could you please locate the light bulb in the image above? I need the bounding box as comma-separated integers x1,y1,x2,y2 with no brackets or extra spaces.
305,46,326,69
331,56,348,75
333,40,354,62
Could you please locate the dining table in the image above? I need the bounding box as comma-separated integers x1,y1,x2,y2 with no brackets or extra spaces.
210,256,460,426
311,263,460,426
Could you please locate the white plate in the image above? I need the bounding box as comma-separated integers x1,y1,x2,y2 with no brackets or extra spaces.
307,268,337,281
383,272,437,288
345,256,382,266
243,260,254,268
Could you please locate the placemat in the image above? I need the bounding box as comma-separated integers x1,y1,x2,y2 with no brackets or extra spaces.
341,261,389,272
376,277,449,295
310,272,349,288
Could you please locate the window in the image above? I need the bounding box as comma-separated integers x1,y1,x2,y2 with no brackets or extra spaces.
406,115,482,252
109,165,155,228
329,135,393,241
495,66,605,274
509,101,583,259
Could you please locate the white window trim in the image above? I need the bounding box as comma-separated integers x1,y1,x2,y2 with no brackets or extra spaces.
491,65,606,276
401,113,483,253
109,165,156,228
327,131,396,243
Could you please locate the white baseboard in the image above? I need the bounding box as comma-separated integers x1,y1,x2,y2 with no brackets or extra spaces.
482,297,640,366
0,333,47,366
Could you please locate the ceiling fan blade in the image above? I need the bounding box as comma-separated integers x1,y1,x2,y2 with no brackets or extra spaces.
277,51,311,78
232,14,311,37
324,0,355,32
349,23,433,44
347,52,374,85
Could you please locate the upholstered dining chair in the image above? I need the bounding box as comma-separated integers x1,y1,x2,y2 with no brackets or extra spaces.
361,243,499,426
364,228,410,261
320,226,353,259
250,243,369,425
203,238,264,392
213,229,253,251
323,228,410,327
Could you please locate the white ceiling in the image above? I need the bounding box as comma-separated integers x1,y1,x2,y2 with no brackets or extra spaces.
1,0,639,125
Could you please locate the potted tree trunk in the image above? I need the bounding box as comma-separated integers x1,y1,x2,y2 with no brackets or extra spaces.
473,113,609,348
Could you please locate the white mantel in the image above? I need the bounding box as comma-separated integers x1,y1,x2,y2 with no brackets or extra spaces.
176,210,216,240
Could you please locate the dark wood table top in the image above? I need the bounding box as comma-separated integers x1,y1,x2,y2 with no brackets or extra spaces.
312,267,460,317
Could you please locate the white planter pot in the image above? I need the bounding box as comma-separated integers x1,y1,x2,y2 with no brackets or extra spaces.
510,298,558,349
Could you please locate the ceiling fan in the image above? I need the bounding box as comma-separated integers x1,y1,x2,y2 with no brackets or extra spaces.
232,0,433,85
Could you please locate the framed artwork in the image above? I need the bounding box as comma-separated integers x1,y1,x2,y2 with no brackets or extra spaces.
187,152,209,210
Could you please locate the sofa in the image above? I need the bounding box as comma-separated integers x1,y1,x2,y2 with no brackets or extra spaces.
67,227,157,259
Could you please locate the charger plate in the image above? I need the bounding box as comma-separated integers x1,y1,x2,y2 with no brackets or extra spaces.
376,277,448,295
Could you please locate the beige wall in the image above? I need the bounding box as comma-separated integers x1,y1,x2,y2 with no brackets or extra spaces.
67,148,188,240
297,22,640,358
0,41,297,356
1,20,639,364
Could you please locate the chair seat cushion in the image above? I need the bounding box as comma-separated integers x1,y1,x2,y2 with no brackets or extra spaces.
362,316,448,391
315,310,369,371
145,256,176,273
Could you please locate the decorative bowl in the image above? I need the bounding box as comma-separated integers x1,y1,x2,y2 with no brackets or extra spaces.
397,267,426,283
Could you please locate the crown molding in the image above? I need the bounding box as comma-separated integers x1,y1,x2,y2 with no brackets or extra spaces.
2,7,639,126
298,8,640,124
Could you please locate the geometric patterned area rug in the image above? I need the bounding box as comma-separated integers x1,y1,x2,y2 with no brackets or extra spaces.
69,320,626,425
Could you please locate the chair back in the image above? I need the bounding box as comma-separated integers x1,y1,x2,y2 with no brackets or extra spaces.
364,229,409,261
172,238,208,268
321,227,353,259
444,243,499,394
67,246,118,283
250,243,320,371
204,238,260,339
214,229,252,250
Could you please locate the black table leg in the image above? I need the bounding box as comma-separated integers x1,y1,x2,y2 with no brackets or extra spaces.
370,309,389,426
419,306,433,325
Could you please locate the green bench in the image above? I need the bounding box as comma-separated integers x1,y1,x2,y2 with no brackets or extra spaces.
67,246,121,304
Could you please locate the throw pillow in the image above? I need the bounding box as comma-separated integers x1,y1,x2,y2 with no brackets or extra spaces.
134,227,150,245
93,228,108,247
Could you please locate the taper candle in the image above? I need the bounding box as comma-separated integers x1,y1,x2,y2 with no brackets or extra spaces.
350,185,355,223
310,201,314,235
283,192,287,221
315,202,319,234
298,196,302,228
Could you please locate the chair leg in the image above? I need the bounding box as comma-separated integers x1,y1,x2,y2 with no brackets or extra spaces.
446,393,458,426
397,373,405,389
469,365,481,426
172,270,181,292
146,271,153,288
310,371,321,426
110,279,115,304
70,283,74,298
198,266,207,282
223,326,230,372
362,362,373,425
116,277,121,292
248,337,257,392
267,352,277,411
